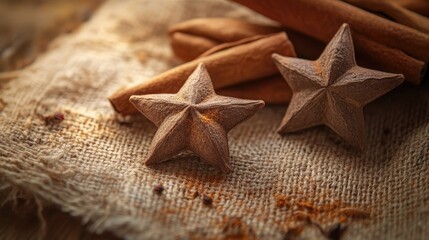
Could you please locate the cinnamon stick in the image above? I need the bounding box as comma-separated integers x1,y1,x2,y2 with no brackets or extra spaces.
352,33,426,84
169,18,324,60
170,32,218,62
393,0,429,17
344,0,429,34
169,18,425,83
218,75,291,104
109,33,296,115
169,18,281,43
231,0,429,63
169,18,281,62
170,21,294,104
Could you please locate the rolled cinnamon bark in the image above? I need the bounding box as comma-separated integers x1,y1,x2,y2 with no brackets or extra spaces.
169,18,281,43
169,18,324,60
218,75,291,104
231,0,429,62
353,32,426,83
394,0,429,17
169,18,425,83
169,18,282,62
344,0,429,34
109,33,296,115
170,32,219,62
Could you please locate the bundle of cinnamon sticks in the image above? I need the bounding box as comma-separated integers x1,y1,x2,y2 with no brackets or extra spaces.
109,31,297,114
231,0,429,83
109,0,429,115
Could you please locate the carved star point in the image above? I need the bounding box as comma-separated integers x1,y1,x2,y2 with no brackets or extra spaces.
273,23,404,151
130,63,265,172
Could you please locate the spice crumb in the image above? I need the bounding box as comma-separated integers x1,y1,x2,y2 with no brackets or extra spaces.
324,223,347,240
192,191,199,199
0,99,5,112
153,184,164,195
338,216,348,223
39,112,65,125
54,112,64,120
275,194,291,208
202,195,212,206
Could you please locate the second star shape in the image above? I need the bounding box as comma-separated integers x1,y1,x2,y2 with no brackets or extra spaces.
130,63,264,172
272,23,404,151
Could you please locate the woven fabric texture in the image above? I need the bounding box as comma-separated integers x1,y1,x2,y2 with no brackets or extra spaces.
0,0,428,239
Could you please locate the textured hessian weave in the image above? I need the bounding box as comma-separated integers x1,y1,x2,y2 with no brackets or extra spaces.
0,0,428,239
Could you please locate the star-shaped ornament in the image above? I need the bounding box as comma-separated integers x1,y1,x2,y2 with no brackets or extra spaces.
272,23,404,151
130,63,264,172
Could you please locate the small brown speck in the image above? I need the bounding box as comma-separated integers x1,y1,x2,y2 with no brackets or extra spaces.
275,194,291,208
39,112,65,125
202,195,212,206
338,216,348,223
324,223,347,240
153,184,164,195
192,191,199,199
0,99,5,112
53,112,64,121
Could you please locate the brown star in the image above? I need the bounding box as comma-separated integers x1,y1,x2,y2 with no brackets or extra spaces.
130,63,264,172
272,24,404,151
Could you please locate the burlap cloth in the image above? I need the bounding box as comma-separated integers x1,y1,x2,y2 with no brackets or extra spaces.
0,0,428,239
